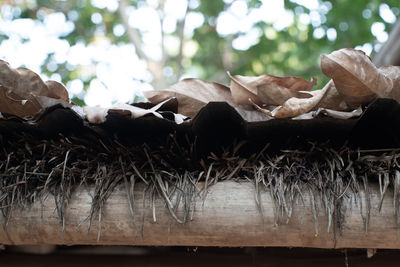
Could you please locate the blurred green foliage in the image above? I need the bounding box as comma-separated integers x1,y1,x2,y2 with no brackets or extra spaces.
0,0,399,102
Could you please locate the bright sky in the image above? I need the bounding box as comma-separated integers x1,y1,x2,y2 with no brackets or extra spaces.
0,0,396,107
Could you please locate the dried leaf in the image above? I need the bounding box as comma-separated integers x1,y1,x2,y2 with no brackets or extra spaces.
229,72,316,106
83,106,109,124
0,59,70,100
0,60,71,118
234,106,273,122
13,68,50,99
0,86,42,118
321,48,392,106
315,80,350,111
257,77,315,105
380,66,400,102
0,60,19,89
46,80,69,102
272,83,329,118
84,98,184,124
228,72,263,106
316,106,363,119
144,78,235,118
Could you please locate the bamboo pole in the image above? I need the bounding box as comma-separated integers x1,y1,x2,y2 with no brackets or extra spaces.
0,181,398,248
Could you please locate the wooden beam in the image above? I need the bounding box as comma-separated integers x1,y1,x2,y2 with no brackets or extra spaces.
0,181,398,248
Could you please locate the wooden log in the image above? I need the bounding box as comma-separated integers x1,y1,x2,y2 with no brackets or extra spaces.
0,181,398,248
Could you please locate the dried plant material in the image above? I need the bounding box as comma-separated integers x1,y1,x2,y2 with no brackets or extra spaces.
109,103,164,119
321,48,392,106
84,98,184,124
380,66,400,102
248,98,272,116
145,78,235,118
257,76,316,105
83,106,109,124
234,107,273,122
0,86,42,118
13,67,50,99
0,60,19,89
272,85,328,118
46,80,69,102
315,80,350,111
228,72,263,106
84,104,164,124
0,60,72,118
257,81,314,106
229,72,316,107
317,106,363,119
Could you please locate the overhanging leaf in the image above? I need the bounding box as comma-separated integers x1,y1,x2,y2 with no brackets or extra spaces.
321,48,392,106
0,86,43,118
144,78,235,118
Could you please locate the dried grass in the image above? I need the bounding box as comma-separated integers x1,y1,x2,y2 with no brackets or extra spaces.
1,131,400,236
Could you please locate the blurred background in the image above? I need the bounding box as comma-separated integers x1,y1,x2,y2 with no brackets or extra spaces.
0,0,398,107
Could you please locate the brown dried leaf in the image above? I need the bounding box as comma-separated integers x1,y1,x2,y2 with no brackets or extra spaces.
315,80,350,111
13,67,50,99
144,78,235,118
229,72,316,106
0,60,19,89
228,72,263,106
46,80,69,102
0,86,42,118
0,60,71,118
257,78,315,105
380,66,400,102
272,83,329,118
0,60,70,100
321,48,392,106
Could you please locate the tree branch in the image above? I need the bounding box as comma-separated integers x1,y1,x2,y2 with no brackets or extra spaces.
158,0,167,67
118,0,149,61
176,2,190,79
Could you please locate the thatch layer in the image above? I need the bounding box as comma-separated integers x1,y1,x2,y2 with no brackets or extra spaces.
1,99,400,237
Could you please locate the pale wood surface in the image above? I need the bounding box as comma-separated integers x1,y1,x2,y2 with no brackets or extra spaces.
0,181,398,248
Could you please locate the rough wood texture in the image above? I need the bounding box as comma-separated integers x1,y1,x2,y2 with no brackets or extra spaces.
0,181,398,248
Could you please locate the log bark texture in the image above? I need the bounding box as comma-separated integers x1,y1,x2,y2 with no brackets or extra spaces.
0,181,398,248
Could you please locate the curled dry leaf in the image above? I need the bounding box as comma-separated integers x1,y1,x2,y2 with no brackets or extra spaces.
14,67,49,99
229,72,316,107
321,48,392,107
0,86,42,118
228,72,263,106
271,82,329,118
144,78,235,118
0,60,19,89
315,80,350,111
46,80,69,102
0,60,71,118
316,106,363,119
380,66,400,102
